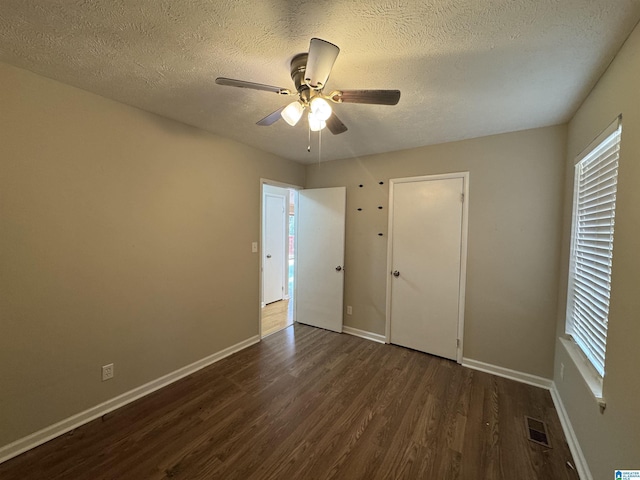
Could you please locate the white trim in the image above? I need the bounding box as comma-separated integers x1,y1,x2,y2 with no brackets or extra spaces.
457,174,470,363
260,178,303,191
385,172,469,364
550,382,592,480
342,326,386,344
575,114,621,164
384,181,395,342
461,358,553,390
0,335,260,465
559,337,605,407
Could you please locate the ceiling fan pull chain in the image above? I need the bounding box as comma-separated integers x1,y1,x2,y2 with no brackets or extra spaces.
318,127,322,165
308,123,311,152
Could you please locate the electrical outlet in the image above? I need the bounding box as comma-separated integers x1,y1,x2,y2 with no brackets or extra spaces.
346,306,352,315
560,363,565,381
102,363,114,381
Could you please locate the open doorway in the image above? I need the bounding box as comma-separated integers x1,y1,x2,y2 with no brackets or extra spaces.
261,182,297,338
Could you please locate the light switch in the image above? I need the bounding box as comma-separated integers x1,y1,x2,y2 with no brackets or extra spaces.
251,242,258,253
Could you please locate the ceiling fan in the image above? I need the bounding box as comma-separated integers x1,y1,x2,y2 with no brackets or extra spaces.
215,38,401,135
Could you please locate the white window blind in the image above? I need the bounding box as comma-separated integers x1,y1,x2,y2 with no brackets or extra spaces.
566,120,621,378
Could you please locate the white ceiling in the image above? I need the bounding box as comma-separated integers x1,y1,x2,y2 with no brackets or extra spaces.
1,1,639,164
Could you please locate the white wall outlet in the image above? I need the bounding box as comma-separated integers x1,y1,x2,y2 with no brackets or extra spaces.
102,363,114,381
346,305,352,315
560,362,565,381
252,242,258,253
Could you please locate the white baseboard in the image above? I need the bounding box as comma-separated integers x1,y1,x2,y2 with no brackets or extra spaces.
461,357,553,390
342,326,386,344
0,335,260,465
550,382,592,480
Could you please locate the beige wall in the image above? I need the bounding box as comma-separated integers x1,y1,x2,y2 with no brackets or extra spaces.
306,125,567,378
553,22,640,479
0,61,305,448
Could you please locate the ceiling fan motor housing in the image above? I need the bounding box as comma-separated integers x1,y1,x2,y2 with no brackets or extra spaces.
290,53,309,94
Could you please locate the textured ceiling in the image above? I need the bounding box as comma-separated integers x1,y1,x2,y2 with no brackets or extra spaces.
1,1,639,163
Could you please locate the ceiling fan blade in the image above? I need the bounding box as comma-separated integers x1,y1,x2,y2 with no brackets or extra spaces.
331,89,401,105
304,38,340,90
257,107,285,126
216,77,292,95
326,113,348,135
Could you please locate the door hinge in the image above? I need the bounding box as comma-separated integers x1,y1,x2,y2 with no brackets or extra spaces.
457,338,460,348
461,193,464,203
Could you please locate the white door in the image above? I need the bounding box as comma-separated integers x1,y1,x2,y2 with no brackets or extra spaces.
263,193,286,305
297,187,346,333
388,175,467,361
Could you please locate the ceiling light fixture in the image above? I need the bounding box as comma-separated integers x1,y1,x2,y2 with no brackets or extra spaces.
281,101,304,126
309,97,332,122
308,112,326,132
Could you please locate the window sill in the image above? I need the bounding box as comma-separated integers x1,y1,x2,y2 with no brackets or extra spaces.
559,337,606,410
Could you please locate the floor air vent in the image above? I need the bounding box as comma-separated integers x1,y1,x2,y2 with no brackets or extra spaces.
525,416,551,447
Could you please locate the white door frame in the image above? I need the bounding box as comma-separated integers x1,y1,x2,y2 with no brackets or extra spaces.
259,179,301,339
385,172,470,363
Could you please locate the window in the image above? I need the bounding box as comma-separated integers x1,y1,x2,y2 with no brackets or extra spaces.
566,118,621,379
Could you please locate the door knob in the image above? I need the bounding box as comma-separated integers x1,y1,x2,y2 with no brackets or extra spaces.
335,266,342,272
392,270,400,277
266,254,272,258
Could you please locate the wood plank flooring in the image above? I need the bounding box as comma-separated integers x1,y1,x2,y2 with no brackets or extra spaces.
261,298,292,337
0,324,578,480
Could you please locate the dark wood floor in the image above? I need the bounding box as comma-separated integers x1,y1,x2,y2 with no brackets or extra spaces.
0,324,577,480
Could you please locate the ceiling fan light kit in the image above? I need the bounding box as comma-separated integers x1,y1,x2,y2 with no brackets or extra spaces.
308,113,326,132
281,101,304,126
215,37,401,142
309,97,332,121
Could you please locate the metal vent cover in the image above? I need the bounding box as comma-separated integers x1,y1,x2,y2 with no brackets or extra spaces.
525,416,551,447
